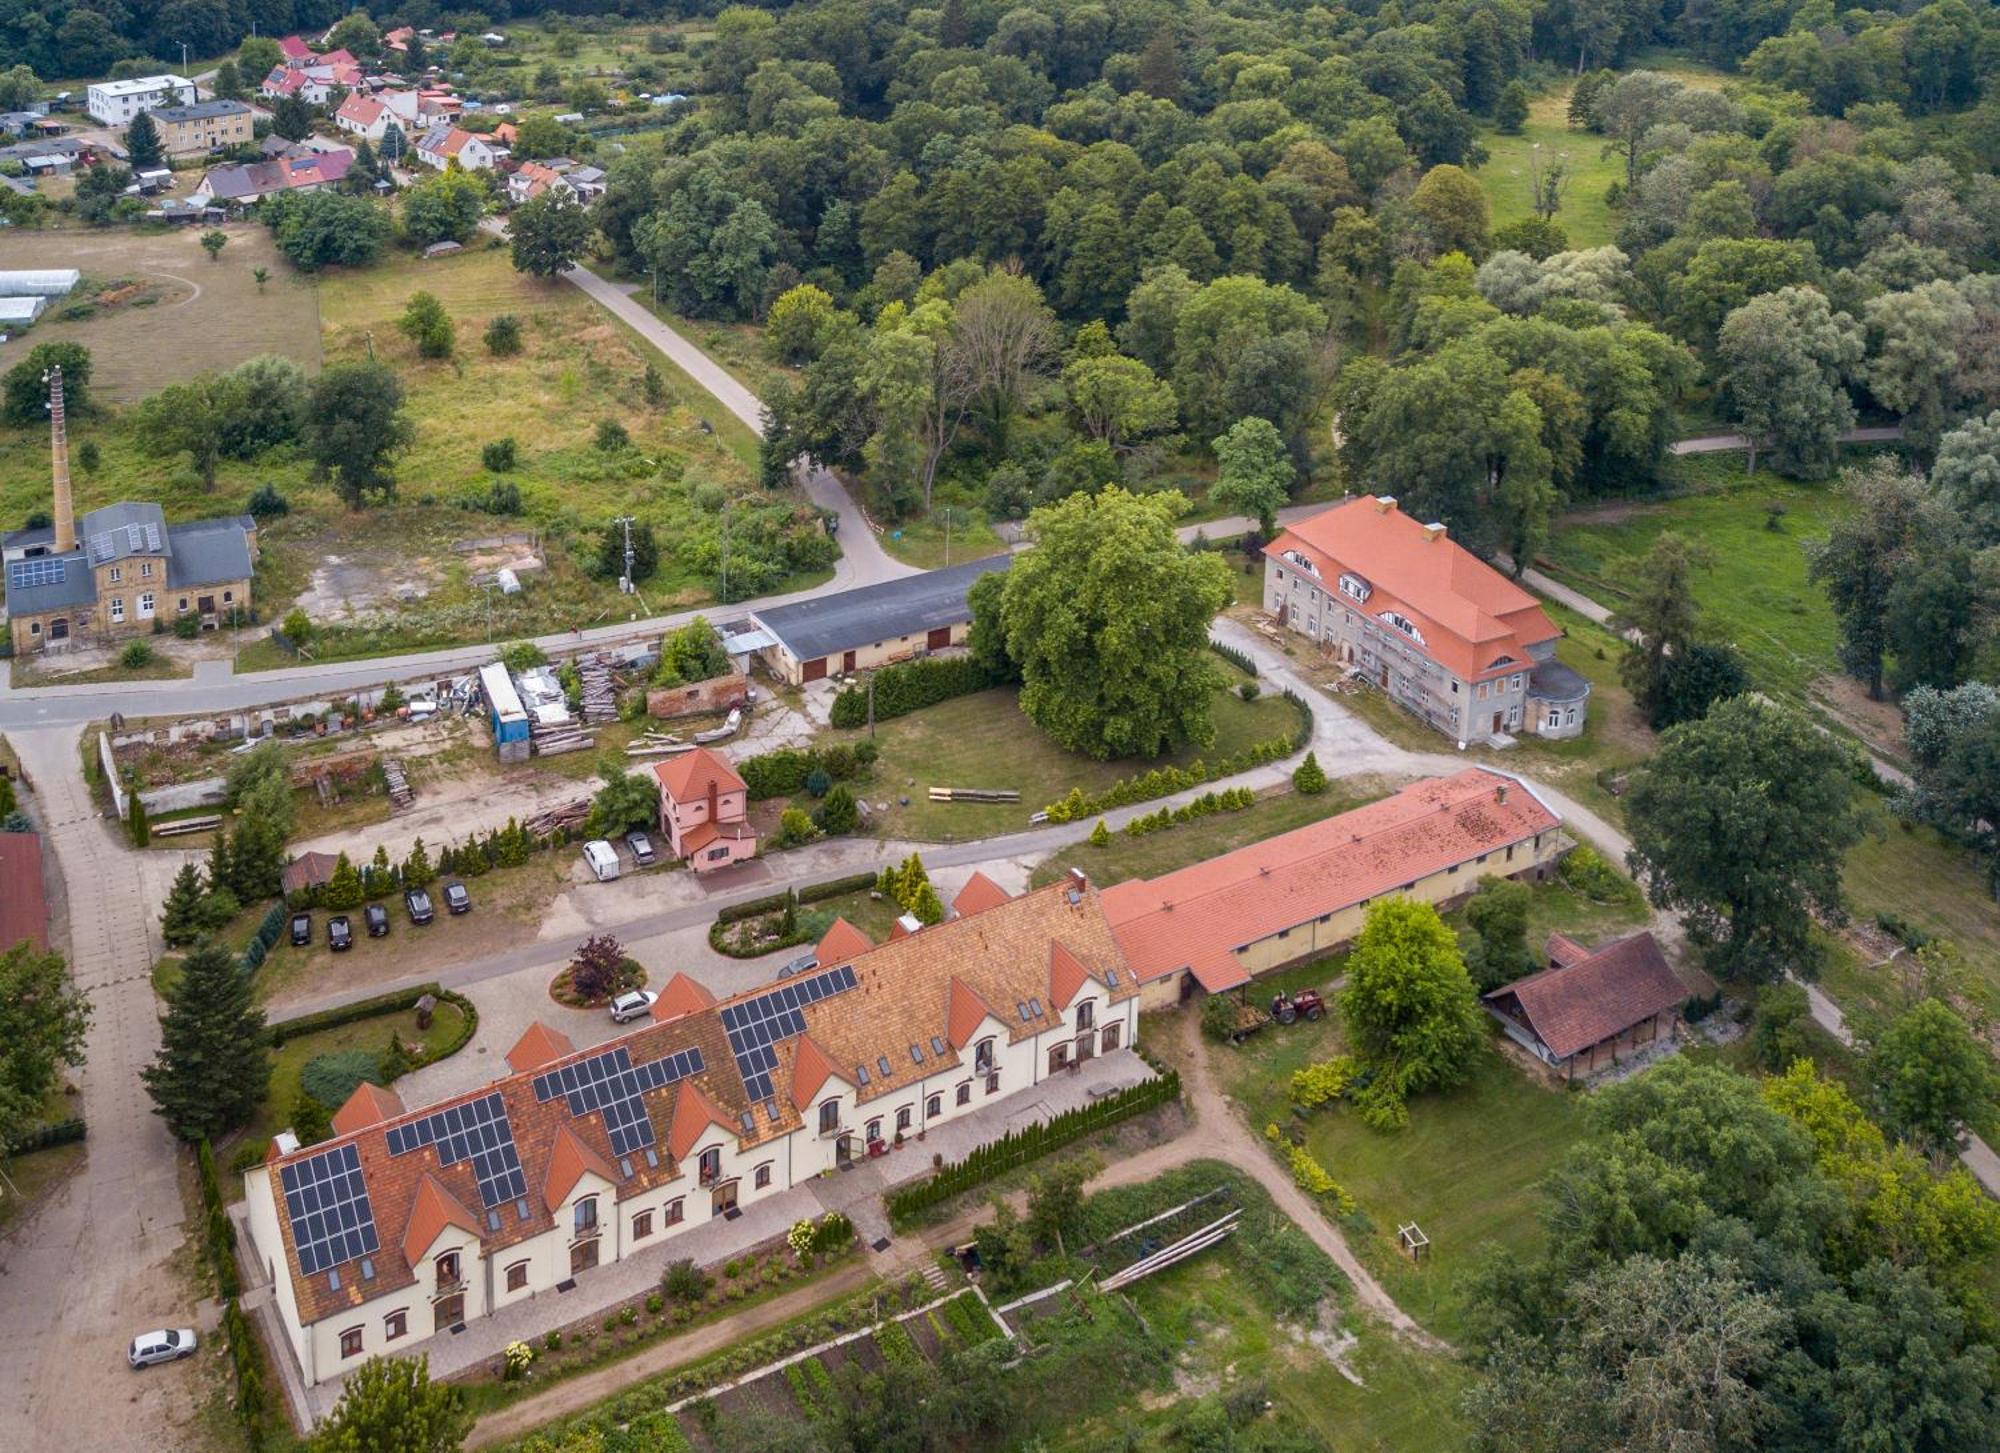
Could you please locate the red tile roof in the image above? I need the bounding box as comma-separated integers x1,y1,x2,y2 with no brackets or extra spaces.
789,1034,840,1110
330,1081,405,1138
336,93,385,126
653,747,747,803
680,819,757,854
817,917,871,963
953,871,1011,918
1101,769,1560,987
278,34,313,59
1049,941,1090,1011
1485,932,1686,1060
401,1173,482,1268
1267,496,1559,681
542,1122,619,1212
0,832,47,953
651,970,716,1023
504,1021,575,1074
666,1078,734,1161
946,976,998,1048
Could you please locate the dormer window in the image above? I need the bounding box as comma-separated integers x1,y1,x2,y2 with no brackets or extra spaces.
1077,1000,1095,1030
574,1197,598,1236
974,1038,995,1073
698,1147,721,1186
1337,571,1369,602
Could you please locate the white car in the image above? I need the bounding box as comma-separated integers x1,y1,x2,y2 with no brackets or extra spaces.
609,990,658,1024
129,1328,197,1369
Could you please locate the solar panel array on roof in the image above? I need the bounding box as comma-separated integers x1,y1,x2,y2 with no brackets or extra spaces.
280,1142,380,1276
385,1092,526,1208
720,964,858,1102
8,557,65,588
532,1045,704,1157
88,536,112,563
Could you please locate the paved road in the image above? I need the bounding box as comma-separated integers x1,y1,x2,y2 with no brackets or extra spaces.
0,726,206,1452
1669,425,1905,456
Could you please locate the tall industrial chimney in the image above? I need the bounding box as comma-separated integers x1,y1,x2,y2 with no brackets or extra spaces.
48,366,75,555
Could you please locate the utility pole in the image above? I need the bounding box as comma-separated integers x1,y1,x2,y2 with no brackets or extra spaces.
612,514,635,593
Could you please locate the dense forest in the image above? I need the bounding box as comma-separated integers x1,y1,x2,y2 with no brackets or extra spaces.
531,0,2000,562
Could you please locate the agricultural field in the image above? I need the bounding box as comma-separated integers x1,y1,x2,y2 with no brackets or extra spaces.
0,223,320,402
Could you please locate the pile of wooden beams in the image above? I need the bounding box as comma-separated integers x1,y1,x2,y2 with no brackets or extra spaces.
532,717,593,757
926,786,1021,803
524,797,591,836
579,654,620,725
625,728,694,758
384,759,414,810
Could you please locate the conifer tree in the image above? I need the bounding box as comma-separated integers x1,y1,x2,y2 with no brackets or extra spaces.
143,940,270,1142
324,852,364,911
1293,751,1329,795
128,794,150,845
402,837,436,887
161,862,208,946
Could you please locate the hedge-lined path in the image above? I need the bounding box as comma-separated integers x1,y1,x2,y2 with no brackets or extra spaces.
0,724,211,1453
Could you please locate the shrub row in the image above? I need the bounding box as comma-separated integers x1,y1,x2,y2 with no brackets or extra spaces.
829,657,996,729
239,902,289,979
1119,786,1256,838
5,1115,85,1155
268,983,477,1068
713,868,879,933
197,1138,267,1445
739,741,878,800
1209,641,1255,675
716,890,794,926
798,871,878,904
886,1072,1181,1227
1041,688,1310,822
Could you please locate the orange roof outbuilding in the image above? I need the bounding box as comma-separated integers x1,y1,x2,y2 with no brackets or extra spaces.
1267,496,1559,682
1484,932,1687,1061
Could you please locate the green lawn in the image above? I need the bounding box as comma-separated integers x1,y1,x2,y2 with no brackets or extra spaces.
1212,1002,1587,1345
1477,83,1626,249
1540,465,1852,704
1032,778,1395,890
832,668,1304,843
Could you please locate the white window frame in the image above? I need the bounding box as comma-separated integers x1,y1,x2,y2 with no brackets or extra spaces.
138,592,155,618
107,597,124,624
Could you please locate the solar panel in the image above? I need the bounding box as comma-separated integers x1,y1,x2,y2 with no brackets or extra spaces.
8,557,65,589
531,1045,704,1158
279,1142,381,1277
88,535,112,563
721,964,858,1103
384,1092,526,1209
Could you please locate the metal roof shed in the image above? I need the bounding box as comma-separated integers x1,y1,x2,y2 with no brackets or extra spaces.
749,555,1009,675
0,268,79,296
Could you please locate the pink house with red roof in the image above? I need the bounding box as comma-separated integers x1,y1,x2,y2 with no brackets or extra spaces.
1265,495,1591,746
651,748,758,872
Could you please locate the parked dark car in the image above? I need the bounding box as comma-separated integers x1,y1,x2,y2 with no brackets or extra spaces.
443,881,471,915
289,913,312,947
328,916,353,951
405,887,434,925
364,903,390,937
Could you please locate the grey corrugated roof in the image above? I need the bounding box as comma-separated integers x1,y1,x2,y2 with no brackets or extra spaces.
750,555,1009,664
1,522,54,550
3,551,94,613
1528,660,1591,704
165,517,254,588
151,99,252,122
79,501,170,565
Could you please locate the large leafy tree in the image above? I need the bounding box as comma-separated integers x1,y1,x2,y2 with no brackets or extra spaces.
587,767,662,838
263,190,390,271
1869,998,2000,1162
1716,286,1864,478
994,486,1231,759
305,361,416,509
400,166,487,247
1209,415,1294,537
308,1354,469,1453
1337,897,1485,1129
1931,409,2000,546
1616,531,1712,720
1864,279,1975,450
1063,352,1177,453
143,940,269,1143
0,943,91,1153
1807,457,1956,699
1624,696,1868,981
510,191,595,279
3,342,91,425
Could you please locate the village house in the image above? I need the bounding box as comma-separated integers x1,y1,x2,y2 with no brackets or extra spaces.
651,748,758,873
85,74,195,126
414,126,503,171
744,555,1009,686
1484,931,1692,1082
192,148,353,206
1101,768,1566,1008
2,370,257,654
333,91,420,142
1265,496,1592,746
505,160,571,205
243,874,1140,1384
148,99,254,156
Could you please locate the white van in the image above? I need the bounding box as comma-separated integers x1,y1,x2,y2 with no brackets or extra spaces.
582,839,621,882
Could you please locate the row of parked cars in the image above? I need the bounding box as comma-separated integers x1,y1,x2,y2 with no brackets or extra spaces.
289,880,473,950
582,829,658,882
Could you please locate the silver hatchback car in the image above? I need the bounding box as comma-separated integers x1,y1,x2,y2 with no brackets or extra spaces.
129,1327,197,1369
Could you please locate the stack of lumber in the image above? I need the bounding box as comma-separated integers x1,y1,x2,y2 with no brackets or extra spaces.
384,759,415,809
531,716,594,756
691,707,743,744
625,729,693,758
524,797,591,836
579,654,621,725
926,786,1021,803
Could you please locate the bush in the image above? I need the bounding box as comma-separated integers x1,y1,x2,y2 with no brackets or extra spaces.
662,1259,710,1303
1557,843,1639,904
245,482,290,519
6,1117,85,1154
300,1048,384,1108
812,784,859,836
739,741,878,800
119,640,154,668
595,418,630,452
1238,680,1261,701
828,657,995,728
485,313,523,355
481,436,518,472
174,613,201,639
1292,751,1328,795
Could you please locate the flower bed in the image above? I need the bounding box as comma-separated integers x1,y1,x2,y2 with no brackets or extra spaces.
548,958,647,1008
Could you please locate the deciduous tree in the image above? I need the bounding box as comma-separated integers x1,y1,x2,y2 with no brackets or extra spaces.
0,943,91,1154
305,361,415,508
1338,897,1484,1128
510,191,594,278
1716,286,1863,478
308,1353,469,1453
1210,416,1293,536
1869,998,1999,1161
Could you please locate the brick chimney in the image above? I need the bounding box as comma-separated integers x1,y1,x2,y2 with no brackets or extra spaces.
1495,782,1509,805
1423,522,1447,543
48,366,75,555
1373,495,1397,514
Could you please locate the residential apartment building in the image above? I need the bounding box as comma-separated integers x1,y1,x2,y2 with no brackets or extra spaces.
1103,768,1566,1008
243,874,1139,1384
1265,496,1591,746
149,99,253,155
86,75,196,126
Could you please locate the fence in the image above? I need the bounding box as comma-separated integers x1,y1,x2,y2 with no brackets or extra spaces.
98,731,128,821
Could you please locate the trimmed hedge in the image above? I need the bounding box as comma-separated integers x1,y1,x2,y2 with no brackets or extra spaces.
717,890,794,926
1040,689,1310,822
268,982,478,1069
886,1071,1182,1227
6,1116,85,1154
197,1138,266,1444
798,871,877,904
829,657,995,729
739,741,878,800
239,902,292,980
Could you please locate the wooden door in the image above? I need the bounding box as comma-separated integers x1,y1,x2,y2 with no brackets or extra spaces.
842,650,856,672
926,627,951,649
801,656,826,682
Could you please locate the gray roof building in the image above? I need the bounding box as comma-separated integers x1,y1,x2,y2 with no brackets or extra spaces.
750,555,1009,665
3,504,255,616
3,552,94,614
80,501,169,564
165,515,256,588
150,99,253,124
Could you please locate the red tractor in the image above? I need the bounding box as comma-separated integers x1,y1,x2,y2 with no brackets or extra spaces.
1271,989,1326,1025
